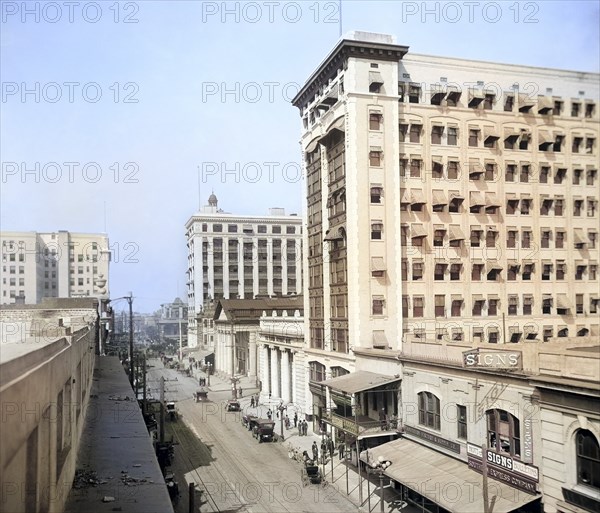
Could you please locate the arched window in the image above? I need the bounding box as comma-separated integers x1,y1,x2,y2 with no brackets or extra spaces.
577,430,600,489
487,409,520,457
309,361,326,382
331,366,350,378
418,392,440,430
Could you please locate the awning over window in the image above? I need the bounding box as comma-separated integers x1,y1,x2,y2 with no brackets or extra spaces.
432,155,443,164
468,89,484,106
430,84,445,102
370,145,383,153
469,160,484,175
372,331,388,348
557,294,571,310
483,127,499,142
486,261,503,272
400,189,411,205
448,225,465,241
485,192,501,207
432,190,447,206
305,136,321,154
538,131,552,145
411,224,427,239
537,96,553,114
504,128,520,141
449,191,464,201
324,223,346,241
574,228,586,244
410,189,426,205
321,370,400,395
518,93,536,109
369,71,384,88
319,83,339,107
446,86,461,102
370,257,386,272
470,191,485,207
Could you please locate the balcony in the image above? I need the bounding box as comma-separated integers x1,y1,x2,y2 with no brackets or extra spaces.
322,410,400,437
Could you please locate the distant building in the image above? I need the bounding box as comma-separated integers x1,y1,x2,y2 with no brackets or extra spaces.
157,297,188,343
185,194,303,347
0,230,110,305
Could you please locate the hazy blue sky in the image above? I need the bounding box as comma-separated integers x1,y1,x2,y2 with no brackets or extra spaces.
2,0,599,312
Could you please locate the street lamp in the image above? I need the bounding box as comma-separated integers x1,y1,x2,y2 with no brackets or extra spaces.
109,293,134,388
369,456,392,513
206,362,212,386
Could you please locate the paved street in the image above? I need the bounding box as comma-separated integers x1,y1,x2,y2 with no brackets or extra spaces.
147,360,358,513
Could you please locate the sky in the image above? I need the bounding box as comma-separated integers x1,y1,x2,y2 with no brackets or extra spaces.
1,0,599,313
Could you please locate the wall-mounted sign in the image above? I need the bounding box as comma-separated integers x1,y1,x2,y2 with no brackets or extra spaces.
405,425,461,454
463,348,522,370
467,442,539,495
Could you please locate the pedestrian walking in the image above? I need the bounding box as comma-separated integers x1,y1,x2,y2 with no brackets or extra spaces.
239,387,243,398
312,441,318,462
276,409,280,419
267,409,272,420
338,441,345,460
250,396,255,408
285,415,290,429
321,439,327,463
303,420,308,435
293,412,298,428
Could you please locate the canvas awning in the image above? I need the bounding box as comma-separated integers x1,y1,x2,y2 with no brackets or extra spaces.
518,93,536,109
305,136,321,153
486,261,503,272
574,228,586,244
484,127,499,142
372,331,388,347
538,131,552,145
537,96,553,114
446,86,461,102
400,189,411,205
411,224,427,239
504,128,520,141
448,225,466,241
430,83,446,102
432,190,447,206
485,193,501,207
557,294,571,310
369,71,384,88
321,370,400,395
411,189,426,205
319,83,339,106
470,191,485,207
323,223,346,241
371,257,386,272
469,160,484,175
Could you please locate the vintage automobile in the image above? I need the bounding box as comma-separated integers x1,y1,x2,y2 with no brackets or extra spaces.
301,462,323,486
226,400,240,412
242,414,258,431
194,388,209,402
166,401,178,421
252,419,276,443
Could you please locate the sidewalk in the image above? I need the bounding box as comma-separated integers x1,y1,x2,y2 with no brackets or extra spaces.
192,368,421,513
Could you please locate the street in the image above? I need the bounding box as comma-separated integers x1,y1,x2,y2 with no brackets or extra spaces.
148,360,357,513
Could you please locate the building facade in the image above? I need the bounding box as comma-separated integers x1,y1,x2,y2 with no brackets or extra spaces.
157,297,188,343
185,194,303,346
0,231,110,305
292,30,598,429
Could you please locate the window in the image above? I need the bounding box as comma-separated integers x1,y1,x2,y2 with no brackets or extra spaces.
591,264,598,280
486,230,497,248
418,392,440,430
435,295,445,317
469,129,479,147
372,297,385,316
519,134,530,150
554,168,567,184
257,225,267,234
522,263,533,281
272,225,281,234
227,224,238,233
522,230,532,249
412,261,423,281
369,151,382,167
369,113,382,131
504,95,514,112
434,229,445,247
553,135,564,153
485,163,495,181
447,161,459,180
401,259,408,281
553,100,563,115
434,263,446,280
488,298,498,316
523,295,533,315
541,230,551,248
521,199,531,215
557,261,566,280
587,169,597,186
447,127,458,145
576,294,584,314
473,298,484,316
432,161,443,179
489,329,499,344
520,165,530,183
556,231,565,248
590,232,597,249
585,103,596,118
540,198,552,216
431,125,443,145
572,102,580,117
588,199,597,217
542,263,552,280
505,164,516,182
576,265,586,280
472,264,483,281
555,199,564,216
450,263,461,281
507,264,518,281
457,406,467,439
409,84,421,103
371,222,383,240
471,229,482,248
483,94,495,110
451,299,462,316
540,166,550,183
413,296,424,317
508,295,518,315
213,224,222,232
487,409,521,458
576,430,600,489
573,137,583,153
574,199,583,216
309,361,326,382
370,186,382,204
409,124,421,143
410,159,422,178
399,124,408,142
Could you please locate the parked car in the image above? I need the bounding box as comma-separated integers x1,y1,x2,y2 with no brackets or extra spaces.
226,400,240,412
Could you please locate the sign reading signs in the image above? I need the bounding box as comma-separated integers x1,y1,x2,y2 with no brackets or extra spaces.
467,442,539,495
463,348,523,370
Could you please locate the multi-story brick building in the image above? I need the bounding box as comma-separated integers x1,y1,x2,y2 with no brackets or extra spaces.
0,230,110,305
185,193,303,347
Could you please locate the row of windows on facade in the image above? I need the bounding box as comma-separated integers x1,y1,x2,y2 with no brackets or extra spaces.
374,223,598,246
396,82,596,119
398,294,598,319
397,160,598,187
200,224,298,234
387,120,597,154
417,259,596,282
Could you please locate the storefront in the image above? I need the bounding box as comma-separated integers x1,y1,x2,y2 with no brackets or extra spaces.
362,437,542,513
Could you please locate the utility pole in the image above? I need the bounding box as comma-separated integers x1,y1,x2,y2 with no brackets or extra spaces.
142,353,147,416
159,377,165,443
481,444,497,513
127,293,134,389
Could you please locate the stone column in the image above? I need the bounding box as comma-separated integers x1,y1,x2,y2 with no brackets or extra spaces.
249,330,257,379
228,329,235,377
270,346,280,399
281,349,291,403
